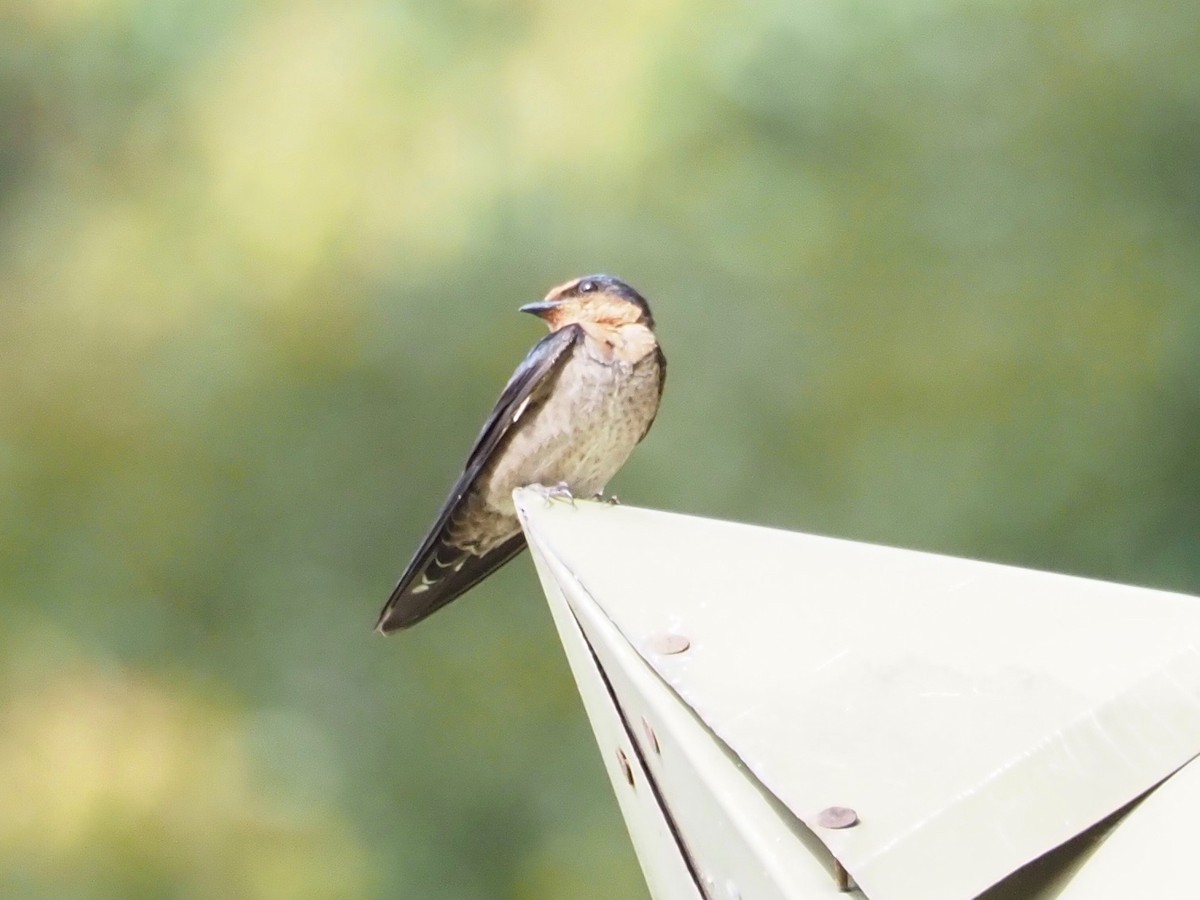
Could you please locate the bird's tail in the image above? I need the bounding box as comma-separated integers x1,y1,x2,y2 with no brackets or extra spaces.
375,534,528,633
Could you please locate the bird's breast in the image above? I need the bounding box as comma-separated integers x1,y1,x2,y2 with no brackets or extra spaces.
481,347,662,515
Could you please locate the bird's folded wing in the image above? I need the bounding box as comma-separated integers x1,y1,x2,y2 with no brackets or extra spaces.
375,325,584,632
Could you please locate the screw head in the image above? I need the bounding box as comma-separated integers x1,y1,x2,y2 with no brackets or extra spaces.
640,716,660,754
816,806,859,829
649,633,690,655
615,748,635,787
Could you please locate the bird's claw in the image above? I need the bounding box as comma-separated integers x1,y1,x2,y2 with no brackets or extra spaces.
591,491,621,506
531,481,575,507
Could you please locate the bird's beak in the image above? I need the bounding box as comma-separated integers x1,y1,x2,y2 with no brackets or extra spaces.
519,300,561,318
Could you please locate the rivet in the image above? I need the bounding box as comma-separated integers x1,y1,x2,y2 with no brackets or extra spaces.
640,716,660,754
816,806,859,829
616,748,634,787
649,633,690,655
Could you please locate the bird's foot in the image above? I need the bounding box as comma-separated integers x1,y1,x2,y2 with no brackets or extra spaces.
530,481,575,507
591,491,621,506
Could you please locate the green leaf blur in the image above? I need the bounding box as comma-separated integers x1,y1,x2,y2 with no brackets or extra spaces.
1,0,1197,896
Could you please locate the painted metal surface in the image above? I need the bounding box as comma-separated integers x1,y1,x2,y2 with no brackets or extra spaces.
1055,753,1200,898
526,513,857,898
515,491,1200,899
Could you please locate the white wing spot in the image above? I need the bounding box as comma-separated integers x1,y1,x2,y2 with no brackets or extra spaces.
512,396,531,422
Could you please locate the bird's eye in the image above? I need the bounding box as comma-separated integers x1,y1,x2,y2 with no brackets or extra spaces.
578,280,597,294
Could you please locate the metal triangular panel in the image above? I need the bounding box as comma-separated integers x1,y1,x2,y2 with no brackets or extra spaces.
516,492,1200,900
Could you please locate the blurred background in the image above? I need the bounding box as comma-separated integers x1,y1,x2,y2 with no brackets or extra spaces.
1,0,1198,896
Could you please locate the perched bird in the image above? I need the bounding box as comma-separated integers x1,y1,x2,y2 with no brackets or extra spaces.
376,274,666,633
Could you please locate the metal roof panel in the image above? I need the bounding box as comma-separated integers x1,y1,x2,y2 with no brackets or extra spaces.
516,492,1200,899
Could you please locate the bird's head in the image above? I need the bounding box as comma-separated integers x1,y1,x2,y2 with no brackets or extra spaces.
520,274,654,331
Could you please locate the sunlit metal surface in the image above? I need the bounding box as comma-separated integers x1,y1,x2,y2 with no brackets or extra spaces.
515,490,1200,899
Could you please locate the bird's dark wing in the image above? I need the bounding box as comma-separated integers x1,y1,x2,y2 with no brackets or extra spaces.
375,325,583,633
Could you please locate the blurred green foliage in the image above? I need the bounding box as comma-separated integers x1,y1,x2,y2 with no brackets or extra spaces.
1,0,1198,896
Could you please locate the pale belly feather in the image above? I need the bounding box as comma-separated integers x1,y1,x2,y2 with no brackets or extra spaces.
482,346,661,517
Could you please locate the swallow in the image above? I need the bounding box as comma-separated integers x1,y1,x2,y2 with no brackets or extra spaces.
376,274,666,633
